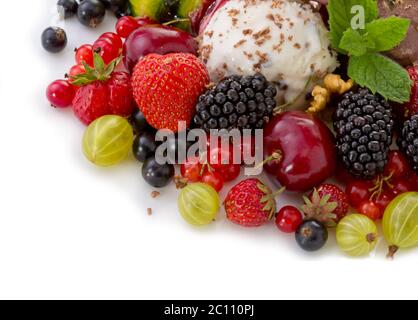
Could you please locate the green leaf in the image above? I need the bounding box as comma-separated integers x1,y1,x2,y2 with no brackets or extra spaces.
364,17,410,52
328,0,378,52
348,53,412,103
93,52,105,75
339,29,368,56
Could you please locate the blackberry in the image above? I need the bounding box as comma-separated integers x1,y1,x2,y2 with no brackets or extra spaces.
193,74,277,132
333,88,394,179
397,115,418,172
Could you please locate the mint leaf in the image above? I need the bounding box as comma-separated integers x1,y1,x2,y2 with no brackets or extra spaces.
348,53,412,103
339,29,368,56
328,0,378,52
364,17,410,52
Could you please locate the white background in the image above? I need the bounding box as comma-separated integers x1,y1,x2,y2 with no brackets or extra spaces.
0,1,417,300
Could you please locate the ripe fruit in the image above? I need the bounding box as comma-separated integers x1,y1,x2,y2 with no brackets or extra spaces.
93,33,122,65
180,156,204,183
129,0,169,20
68,64,86,79
397,115,418,172
201,171,224,192
75,44,94,66
193,74,277,132
123,25,197,73
400,66,418,119
224,179,284,227
57,0,78,18
345,180,372,208
314,184,349,222
207,145,241,182
72,53,133,125
132,132,158,163
178,183,220,226
142,156,175,188
116,16,139,38
46,80,75,108
383,192,418,258
295,220,328,252
374,190,394,212
130,109,154,134
336,214,378,257
275,206,303,233
263,111,336,192
131,53,209,132
77,0,106,28
333,88,394,179
358,200,381,221
41,27,67,53
384,150,411,179
82,115,133,166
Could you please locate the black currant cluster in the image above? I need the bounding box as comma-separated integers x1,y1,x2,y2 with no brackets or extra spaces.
193,74,277,133
42,0,130,53
131,109,193,188
333,88,394,179
397,115,418,173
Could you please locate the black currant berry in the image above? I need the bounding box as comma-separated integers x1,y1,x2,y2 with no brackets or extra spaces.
57,0,78,18
133,133,159,163
142,157,175,188
130,109,154,135
77,0,106,28
41,27,67,53
295,220,328,252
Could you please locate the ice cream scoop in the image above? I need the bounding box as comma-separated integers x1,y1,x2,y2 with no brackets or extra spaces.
199,0,338,108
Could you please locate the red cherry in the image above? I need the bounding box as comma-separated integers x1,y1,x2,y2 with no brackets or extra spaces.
384,151,411,179
391,178,413,196
374,191,394,215
275,206,303,233
75,44,94,66
116,16,139,38
93,38,120,64
68,64,86,80
180,157,203,182
99,32,123,49
201,171,224,192
345,180,372,208
358,200,381,221
135,17,157,27
46,80,75,108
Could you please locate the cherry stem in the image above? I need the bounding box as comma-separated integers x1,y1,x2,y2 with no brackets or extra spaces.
163,18,190,27
254,150,283,170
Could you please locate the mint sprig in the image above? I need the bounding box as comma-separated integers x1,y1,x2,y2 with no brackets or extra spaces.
327,0,412,103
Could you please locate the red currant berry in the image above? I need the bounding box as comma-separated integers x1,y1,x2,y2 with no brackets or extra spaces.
201,171,224,192
374,191,394,214
67,64,86,82
180,157,203,182
275,206,303,233
208,146,241,182
75,44,94,66
358,200,381,221
384,151,411,179
116,16,139,38
99,32,123,49
93,38,120,64
346,180,372,208
46,80,75,108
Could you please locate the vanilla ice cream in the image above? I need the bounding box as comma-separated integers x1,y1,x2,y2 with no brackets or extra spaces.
199,0,338,108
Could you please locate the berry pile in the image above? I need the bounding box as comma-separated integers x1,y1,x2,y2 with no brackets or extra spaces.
44,0,418,260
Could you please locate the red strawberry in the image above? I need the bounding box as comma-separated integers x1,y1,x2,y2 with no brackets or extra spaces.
72,54,133,125
309,184,349,223
131,53,209,132
224,178,284,227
